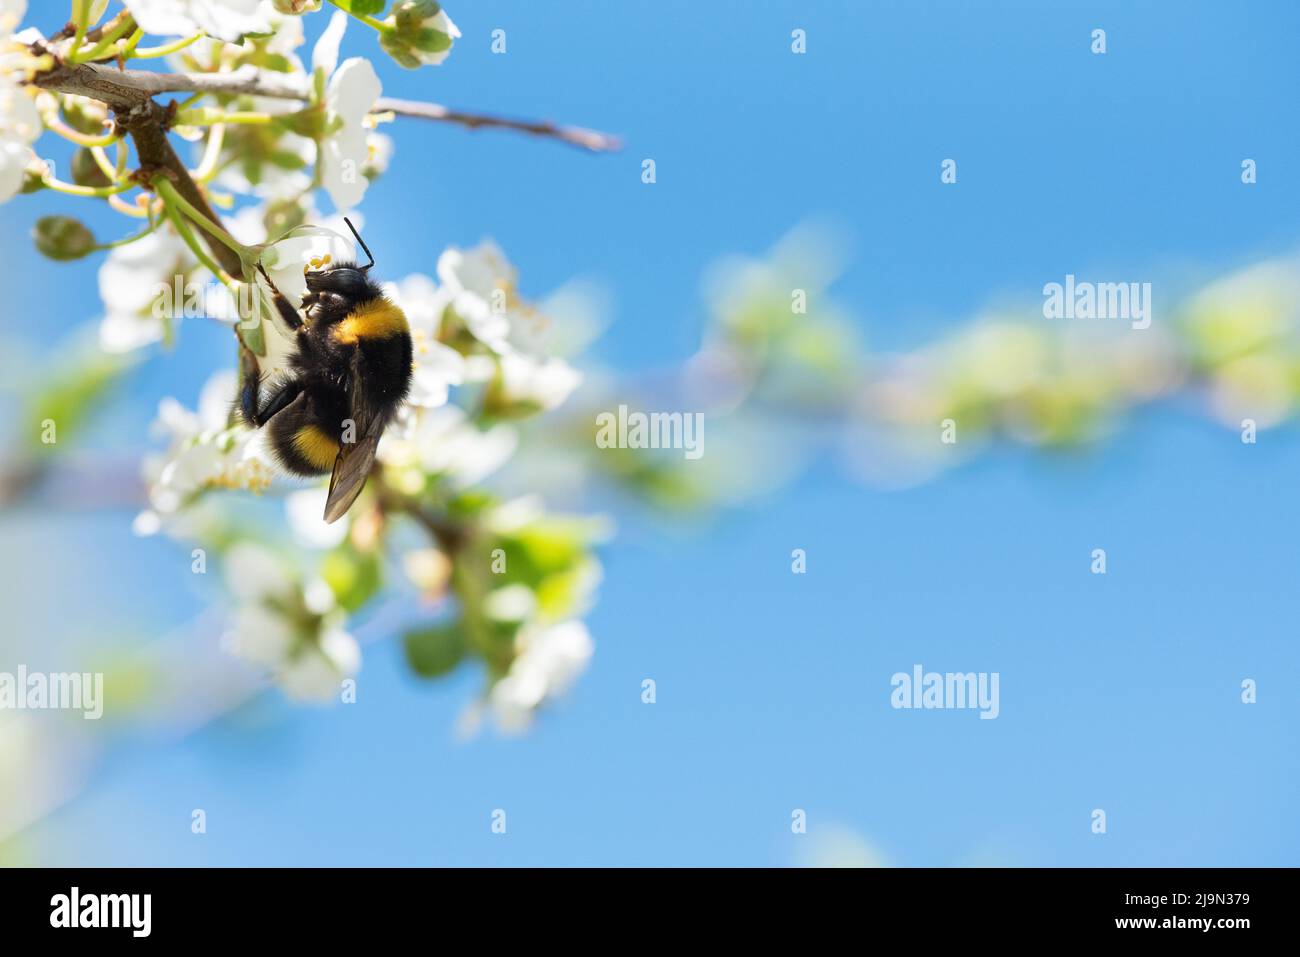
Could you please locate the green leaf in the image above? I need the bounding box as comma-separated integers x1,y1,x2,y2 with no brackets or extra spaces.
446,490,496,518
335,0,388,16
321,545,383,613
25,341,131,451
272,107,327,139
236,267,267,356
259,52,295,73
404,622,466,678
267,149,309,171
32,216,97,262
240,319,266,356
534,561,597,620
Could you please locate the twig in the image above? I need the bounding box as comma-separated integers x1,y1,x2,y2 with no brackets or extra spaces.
29,60,243,275
32,61,310,103
373,97,622,153
32,62,622,153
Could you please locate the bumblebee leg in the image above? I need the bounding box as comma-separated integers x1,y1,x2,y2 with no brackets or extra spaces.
256,262,304,331
239,370,261,427
252,380,303,427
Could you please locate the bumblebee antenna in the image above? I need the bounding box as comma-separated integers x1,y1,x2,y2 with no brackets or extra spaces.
343,217,375,270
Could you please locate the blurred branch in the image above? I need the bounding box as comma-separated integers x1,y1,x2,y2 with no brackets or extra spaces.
372,97,622,153
0,456,144,510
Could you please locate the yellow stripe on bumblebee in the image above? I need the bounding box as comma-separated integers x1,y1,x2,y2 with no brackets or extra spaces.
292,424,342,470
333,299,409,345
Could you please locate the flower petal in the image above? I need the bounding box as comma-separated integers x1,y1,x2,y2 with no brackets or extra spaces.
311,9,348,77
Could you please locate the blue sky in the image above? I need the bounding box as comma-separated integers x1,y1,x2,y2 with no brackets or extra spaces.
3,0,1299,865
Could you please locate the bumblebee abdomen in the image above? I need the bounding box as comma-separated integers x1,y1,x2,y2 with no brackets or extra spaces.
268,407,340,476
291,424,343,472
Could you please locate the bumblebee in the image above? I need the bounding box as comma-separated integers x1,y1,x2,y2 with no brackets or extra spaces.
239,219,412,523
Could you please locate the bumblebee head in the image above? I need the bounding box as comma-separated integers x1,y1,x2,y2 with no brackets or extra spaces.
303,217,379,302
305,263,371,299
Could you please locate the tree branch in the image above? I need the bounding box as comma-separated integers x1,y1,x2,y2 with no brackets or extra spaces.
33,61,309,103
31,60,244,275
372,97,622,153
32,61,622,153
127,105,243,276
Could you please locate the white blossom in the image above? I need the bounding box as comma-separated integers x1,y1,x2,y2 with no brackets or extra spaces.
222,541,360,702
310,8,347,76
214,121,314,200
261,5,306,58
483,583,536,622
0,0,39,205
320,52,381,211
497,350,582,411
378,404,517,487
278,625,360,701
436,242,567,357
251,220,357,377
97,226,196,352
123,0,272,44
488,621,593,732
363,131,393,177
135,371,275,529
435,241,519,354
434,242,583,408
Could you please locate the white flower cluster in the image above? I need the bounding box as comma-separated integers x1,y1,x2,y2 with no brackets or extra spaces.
221,540,360,702
0,0,40,203
7,0,596,726
484,620,594,733
1,0,459,212
128,221,593,712
311,11,383,211
133,370,275,536
191,9,387,212
394,241,584,406
375,242,585,495
124,0,273,43
98,229,197,352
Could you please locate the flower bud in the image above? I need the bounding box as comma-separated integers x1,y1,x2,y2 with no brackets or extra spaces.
60,95,110,137
71,148,111,188
33,216,97,261
263,199,308,237
271,0,322,13
381,0,459,69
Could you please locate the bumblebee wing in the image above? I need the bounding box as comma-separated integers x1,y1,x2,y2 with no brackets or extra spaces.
321,348,383,524
323,431,378,523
